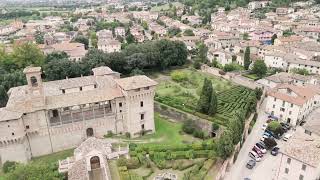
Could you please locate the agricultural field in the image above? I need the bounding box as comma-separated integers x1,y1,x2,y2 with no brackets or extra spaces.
155,68,256,126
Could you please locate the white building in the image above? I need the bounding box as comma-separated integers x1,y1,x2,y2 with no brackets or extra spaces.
0,66,157,164
275,127,320,180
97,39,121,53
115,27,126,37
266,84,320,126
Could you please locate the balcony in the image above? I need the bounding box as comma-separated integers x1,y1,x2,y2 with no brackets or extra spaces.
49,106,112,126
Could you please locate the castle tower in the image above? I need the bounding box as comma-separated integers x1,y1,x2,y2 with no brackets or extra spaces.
23,66,44,97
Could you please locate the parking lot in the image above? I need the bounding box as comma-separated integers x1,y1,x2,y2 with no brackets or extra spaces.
225,100,292,180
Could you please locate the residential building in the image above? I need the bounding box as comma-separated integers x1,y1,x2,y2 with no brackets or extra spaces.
266,84,320,126
115,27,126,37
97,39,121,53
40,42,87,61
275,127,320,180
0,66,157,164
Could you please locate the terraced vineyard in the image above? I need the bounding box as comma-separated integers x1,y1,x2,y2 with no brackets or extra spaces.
216,86,256,124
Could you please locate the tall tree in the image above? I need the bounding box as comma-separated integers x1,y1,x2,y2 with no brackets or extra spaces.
208,89,218,115
215,130,234,159
197,42,208,63
73,35,89,49
197,78,213,114
244,47,251,70
251,60,267,78
271,34,277,45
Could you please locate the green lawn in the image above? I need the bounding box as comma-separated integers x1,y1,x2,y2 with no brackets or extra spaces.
243,73,260,80
123,113,199,145
31,148,74,164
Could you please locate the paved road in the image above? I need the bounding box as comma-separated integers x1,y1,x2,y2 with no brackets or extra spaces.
224,100,268,180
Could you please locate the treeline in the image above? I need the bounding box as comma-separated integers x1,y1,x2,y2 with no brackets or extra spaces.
0,39,188,107
0,10,40,19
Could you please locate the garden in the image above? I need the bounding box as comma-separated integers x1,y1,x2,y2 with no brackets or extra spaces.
111,114,219,180
155,68,256,126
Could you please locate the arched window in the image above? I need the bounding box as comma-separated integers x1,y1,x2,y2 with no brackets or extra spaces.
30,76,38,87
86,128,94,137
90,156,100,170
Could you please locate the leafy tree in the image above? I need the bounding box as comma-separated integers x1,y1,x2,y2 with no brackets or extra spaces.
167,27,181,37
126,32,135,44
35,31,44,44
215,130,234,159
271,34,277,45
291,68,310,75
244,47,251,70
254,87,263,100
4,162,65,180
251,60,267,78
224,63,242,72
142,21,148,30
11,43,45,68
45,52,69,63
197,78,213,114
73,35,89,49
243,33,249,40
193,60,201,69
182,119,197,134
183,29,195,36
263,138,277,149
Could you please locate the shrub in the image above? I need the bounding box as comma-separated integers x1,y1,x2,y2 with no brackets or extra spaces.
125,132,131,138
211,122,220,132
193,130,205,139
2,161,18,173
171,71,188,82
182,119,197,134
104,131,114,138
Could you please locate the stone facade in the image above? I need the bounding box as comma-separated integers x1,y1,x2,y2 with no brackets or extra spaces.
0,66,157,164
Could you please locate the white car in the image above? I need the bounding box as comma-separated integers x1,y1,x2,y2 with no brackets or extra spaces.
249,151,261,162
254,145,267,154
262,123,268,130
283,134,292,141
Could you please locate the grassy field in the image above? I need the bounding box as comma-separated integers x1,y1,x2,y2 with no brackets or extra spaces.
31,148,74,164
121,113,200,145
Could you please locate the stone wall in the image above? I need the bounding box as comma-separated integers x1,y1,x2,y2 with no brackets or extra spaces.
154,102,212,133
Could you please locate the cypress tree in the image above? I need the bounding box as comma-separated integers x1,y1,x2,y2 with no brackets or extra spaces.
244,47,251,70
197,78,213,114
208,89,218,115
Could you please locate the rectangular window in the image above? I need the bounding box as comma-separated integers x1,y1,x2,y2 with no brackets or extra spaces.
94,84,97,88
80,87,82,91
274,98,276,102
273,104,275,108
302,164,306,171
26,125,30,129
285,168,289,174
282,101,285,106
287,158,291,164
141,113,145,120
289,111,292,115
299,175,304,180
291,103,293,107
119,102,122,107
140,101,143,107
62,89,65,94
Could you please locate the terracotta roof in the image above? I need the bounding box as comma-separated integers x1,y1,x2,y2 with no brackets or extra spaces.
281,127,320,167
267,84,319,106
115,75,158,90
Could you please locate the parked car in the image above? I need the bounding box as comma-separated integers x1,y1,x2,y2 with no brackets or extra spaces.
246,160,256,169
254,144,267,154
262,123,268,130
271,147,280,156
249,151,261,161
256,142,267,151
283,133,292,141
280,122,291,130
252,146,263,157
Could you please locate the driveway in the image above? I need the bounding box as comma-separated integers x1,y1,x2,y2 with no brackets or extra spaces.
224,100,269,180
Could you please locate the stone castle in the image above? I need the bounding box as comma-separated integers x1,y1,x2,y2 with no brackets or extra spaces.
0,66,157,164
